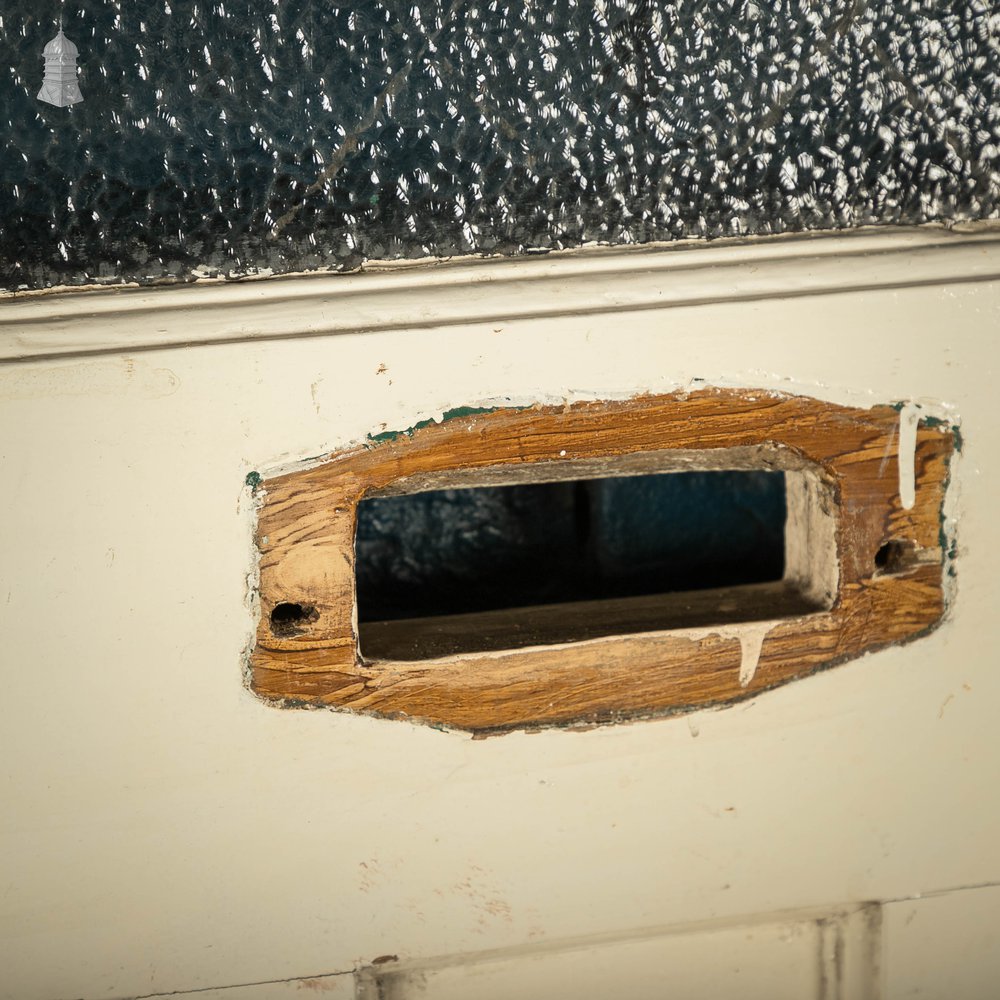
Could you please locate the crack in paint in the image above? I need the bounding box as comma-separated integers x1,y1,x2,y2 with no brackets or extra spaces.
133,969,354,999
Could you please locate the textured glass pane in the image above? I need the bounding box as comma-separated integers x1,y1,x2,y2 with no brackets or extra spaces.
1,1,998,291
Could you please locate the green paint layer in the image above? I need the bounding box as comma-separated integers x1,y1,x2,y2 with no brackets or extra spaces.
365,404,527,446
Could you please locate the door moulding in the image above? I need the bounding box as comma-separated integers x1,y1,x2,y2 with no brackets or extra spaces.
1,223,998,364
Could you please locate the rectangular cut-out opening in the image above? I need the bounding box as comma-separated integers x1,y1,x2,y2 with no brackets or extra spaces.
356,461,837,662
251,392,951,729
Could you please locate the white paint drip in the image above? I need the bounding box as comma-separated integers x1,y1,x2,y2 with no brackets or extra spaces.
640,620,777,689
736,621,773,688
664,620,776,689
399,619,783,689
898,401,923,510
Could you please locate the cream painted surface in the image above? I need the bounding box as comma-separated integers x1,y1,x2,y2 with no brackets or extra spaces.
2,226,998,364
882,886,1000,999
1,231,998,999
176,975,352,999
367,917,835,1000
357,904,880,1000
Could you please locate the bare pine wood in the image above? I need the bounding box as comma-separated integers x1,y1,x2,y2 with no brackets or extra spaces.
249,389,955,733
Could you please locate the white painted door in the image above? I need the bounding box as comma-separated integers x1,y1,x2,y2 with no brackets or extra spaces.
1,227,998,999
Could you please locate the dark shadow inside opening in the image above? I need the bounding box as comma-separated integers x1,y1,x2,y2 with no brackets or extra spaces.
355,470,792,659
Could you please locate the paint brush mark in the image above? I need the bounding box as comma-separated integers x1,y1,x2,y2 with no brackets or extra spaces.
898,402,922,510
1,361,179,400
878,421,897,478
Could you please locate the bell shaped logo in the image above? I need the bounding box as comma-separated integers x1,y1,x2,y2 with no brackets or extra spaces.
38,30,83,107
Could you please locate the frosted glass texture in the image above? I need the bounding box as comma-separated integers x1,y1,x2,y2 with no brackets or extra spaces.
1,1,998,290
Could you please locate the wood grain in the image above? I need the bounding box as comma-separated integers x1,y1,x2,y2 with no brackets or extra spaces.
249,389,956,733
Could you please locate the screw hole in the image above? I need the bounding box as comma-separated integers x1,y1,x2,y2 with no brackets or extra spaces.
270,602,318,637
874,540,915,575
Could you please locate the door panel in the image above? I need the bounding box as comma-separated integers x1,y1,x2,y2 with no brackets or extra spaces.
1,231,998,999
360,906,879,1000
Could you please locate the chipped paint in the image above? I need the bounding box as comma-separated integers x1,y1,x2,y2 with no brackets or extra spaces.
365,404,527,445
938,421,964,613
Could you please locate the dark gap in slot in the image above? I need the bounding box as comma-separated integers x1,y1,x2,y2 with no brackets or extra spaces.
355,470,787,632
